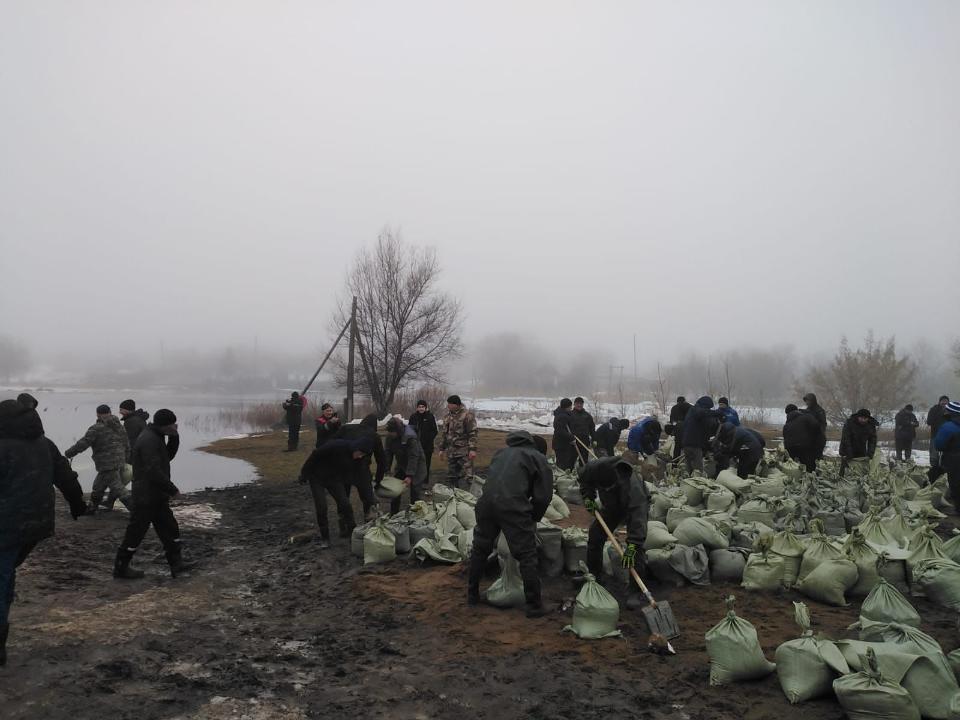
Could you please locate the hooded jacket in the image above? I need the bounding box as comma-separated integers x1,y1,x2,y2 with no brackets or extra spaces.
131,424,181,504
0,401,55,551
783,409,821,451
594,418,628,455
839,414,878,459
894,408,920,442
627,417,662,455
65,415,130,472
408,409,439,448
716,423,765,458
476,431,553,522
681,396,724,449
121,409,149,452
718,406,740,427
803,395,828,435
386,421,428,483
579,457,648,547
551,406,575,450
337,414,386,484
934,415,960,456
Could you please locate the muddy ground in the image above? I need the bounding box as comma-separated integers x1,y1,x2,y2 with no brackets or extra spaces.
4,430,960,719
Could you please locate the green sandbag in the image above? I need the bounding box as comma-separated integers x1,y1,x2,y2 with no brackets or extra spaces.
650,487,685,522
855,619,944,657
483,554,525,608
673,517,730,550
949,649,960,683
705,595,776,685
679,476,707,506
562,563,621,639
121,463,133,485
844,530,881,597
749,477,785,498
861,577,921,627
858,510,899,549
666,505,700,532
716,468,753,496
796,558,858,606
645,521,678,550
363,520,397,565
881,511,917,547
710,548,749,583
705,487,737,513
412,532,462,564
376,477,405,499
771,528,806,588
646,546,685,587
907,528,948,587
798,520,843,582
775,602,850,704
456,501,477,529
561,527,588,573
914,558,960,612
741,551,784,591
542,493,570,521
736,497,775,528
833,649,921,720
941,533,960,564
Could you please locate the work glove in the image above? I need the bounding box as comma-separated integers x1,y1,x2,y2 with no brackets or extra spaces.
584,498,599,514
621,543,638,570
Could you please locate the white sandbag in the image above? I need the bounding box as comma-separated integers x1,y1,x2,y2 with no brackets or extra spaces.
376,477,405,499
715,469,753,496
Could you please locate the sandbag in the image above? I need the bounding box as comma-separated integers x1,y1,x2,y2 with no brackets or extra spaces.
435,498,465,538
750,477,785,498
645,521,678,550
121,463,133,485
907,528,948,586
456,527,474,557
705,487,737,514
731,521,775,550
543,493,570,521
351,520,375,558
376,477,405,499
561,527,588,573
881,512,918,547
408,520,436,545
680,476,706,506
467,474,486,499
651,488,685,522
705,596,776,685
666,505,700,532
858,511,900,549
386,517,412,554
536,521,564,578
798,523,843,582
855,620,944,657
771,529,806,588
563,565,621,639
861,577,921,628
455,501,477,530
715,468,753,496
363,520,397,565
775,602,850,704
412,532,462,564
812,510,846,537
647,546,686,588
668,543,710,586
914,558,960,612
833,649,921,720
673,517,730,551
942,533,960,564
432,483,455,502
483,554,525,608
844,530,881,597
710,547,749,583
741,552,784,591
795,558,858,606
737,497,776,528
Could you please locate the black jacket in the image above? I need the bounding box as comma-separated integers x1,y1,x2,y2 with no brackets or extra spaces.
894,409,919,442
476,431,553,522
927,404,949,436
669,400,692,424
716,423,765,459
47,437,86,519
300,439,355,488
283,397,304,427
121,410,149,454
579,457,648,547
681,396,724,449
336,416,386,485
839,415,878,459
551,407,575,450
408,410,439,449
594,418,628,455
0,403,55,551
568,408,596,445
783,409,821,451
131,424,181,505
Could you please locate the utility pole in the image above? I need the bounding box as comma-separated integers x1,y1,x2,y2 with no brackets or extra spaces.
345,296,357,421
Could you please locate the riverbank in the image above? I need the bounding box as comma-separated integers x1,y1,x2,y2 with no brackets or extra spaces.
5,429,958,719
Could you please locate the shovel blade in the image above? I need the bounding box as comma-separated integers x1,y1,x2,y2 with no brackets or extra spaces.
642,601,680,640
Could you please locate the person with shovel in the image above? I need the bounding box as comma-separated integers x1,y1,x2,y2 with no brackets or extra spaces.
579,456,650,610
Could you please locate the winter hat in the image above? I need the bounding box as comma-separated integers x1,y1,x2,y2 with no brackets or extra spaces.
416,399,427,408
785,404,798,414
447,395,462,406
905,404,914,412
855,408,872,419
559,398,572,409
676,396,686,403
945,401,960,416
718,397,729,406
153,408,177,427
291,391,299,399
120,399,136,412
96,404,111,415
574,396,585,404
696,396,715,409
16,393,38,409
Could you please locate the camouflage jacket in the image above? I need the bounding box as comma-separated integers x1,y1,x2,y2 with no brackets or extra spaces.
439,407,478,457
65,415,130,472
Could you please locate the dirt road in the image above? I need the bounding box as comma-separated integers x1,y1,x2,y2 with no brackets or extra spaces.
4,430,958,719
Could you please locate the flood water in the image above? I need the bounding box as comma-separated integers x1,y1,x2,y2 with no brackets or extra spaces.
8,388,278,493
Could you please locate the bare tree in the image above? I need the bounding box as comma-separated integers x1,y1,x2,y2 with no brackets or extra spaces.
653,362,671,416
798,333,917,426
333,229,463,415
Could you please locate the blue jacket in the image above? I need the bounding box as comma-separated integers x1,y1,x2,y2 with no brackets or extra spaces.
627,417,662,455
718,406,740,427
934,417,960,455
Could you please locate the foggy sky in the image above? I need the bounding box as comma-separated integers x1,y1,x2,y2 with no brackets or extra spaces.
2,1,958,372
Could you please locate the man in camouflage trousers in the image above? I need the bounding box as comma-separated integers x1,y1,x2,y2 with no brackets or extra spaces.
438,395,478,489
65,404,131,514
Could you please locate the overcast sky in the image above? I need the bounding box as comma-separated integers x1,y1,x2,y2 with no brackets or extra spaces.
2,1,958,371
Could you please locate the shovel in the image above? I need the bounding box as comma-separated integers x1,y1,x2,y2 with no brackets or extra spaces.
573,435,680,640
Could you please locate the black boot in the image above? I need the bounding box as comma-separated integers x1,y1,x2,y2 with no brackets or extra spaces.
113,548,145,579
0,623,8,667
466,548,486,606
168,555,199,578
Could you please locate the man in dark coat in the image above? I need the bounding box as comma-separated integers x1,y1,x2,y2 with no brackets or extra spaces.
118,399,149,453
782,403,821,472
336,414,385,521
282,391,305,451
551,398,577,470
713,422,766,479
802,393,828,461
928,396,951,477
594,417,629,457
568,397,596,465
580,457,649,610
314,403,341,448
839,409,879,474
384,416,429,514
299,436,368,547
408,399,439,482
467,431,553,618
113,409,198,579
894,404,920,462
680,396,724,474
667,396,692,460
934,401,960,510
0,399,55,666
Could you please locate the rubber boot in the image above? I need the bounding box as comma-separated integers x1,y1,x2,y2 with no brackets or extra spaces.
113,548,145,579
525,598,548,618
466,549,485,606
168,555,199,578
0,623,8,667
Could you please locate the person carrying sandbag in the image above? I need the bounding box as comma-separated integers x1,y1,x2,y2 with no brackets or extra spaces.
467,431,553,618
579,457,649,610
384,416,428,514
